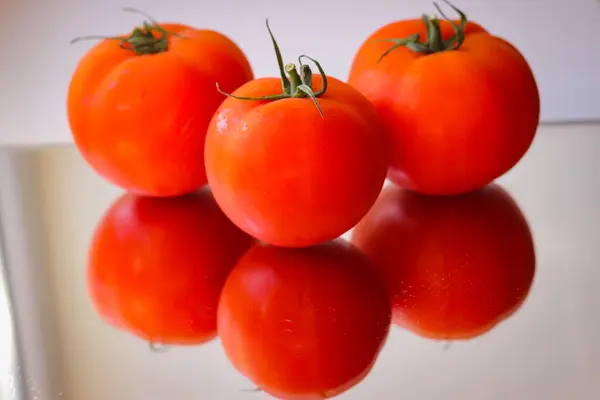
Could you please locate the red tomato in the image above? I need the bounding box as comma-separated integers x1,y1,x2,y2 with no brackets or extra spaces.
87,187,255,345
218,239,391,399
347,3,539,195
351,184,536,340
68,13,253,197
204,22,388,248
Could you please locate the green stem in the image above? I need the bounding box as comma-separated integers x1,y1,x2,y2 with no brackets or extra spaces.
285,63,303,94
70,7,181,55
266,19,291,94
300,64,313,88
426,16,444,52
216,19,328,118
376,0,468,62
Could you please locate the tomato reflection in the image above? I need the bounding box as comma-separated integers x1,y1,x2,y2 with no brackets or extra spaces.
87,186,256,346
218,239,391,399
351,184,536,340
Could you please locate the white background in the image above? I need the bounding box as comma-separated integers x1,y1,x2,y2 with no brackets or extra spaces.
0,0,599,146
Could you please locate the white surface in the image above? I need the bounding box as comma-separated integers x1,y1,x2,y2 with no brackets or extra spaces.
0,0,598,147
0,122,598,399
0,151,62,400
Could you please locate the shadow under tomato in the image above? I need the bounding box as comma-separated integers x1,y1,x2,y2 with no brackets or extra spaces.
86,186,256,346
217,239,392,400
351,183,536,341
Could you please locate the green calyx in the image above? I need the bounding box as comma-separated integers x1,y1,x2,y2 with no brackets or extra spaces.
377,0,468,63
70,7,182,55
216,19,328,118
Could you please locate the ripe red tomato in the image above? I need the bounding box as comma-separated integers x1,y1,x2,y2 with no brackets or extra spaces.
204,22,388,247
351,184,536,340
218,239,391,399
87,187,255,345
347,2,539,195
68,11,253,196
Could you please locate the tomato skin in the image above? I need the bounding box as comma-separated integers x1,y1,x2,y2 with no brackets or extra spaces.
87,187,255,345
351,184,536,340
204,75,388,247
218,239,391,399
347,19,540,195
68,24,253,197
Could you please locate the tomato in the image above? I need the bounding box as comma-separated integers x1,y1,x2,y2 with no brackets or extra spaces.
218,239,391,399
347,1,540,195
204,21,388,248
87,187,255,345
68,10,253,197
351,184,536,340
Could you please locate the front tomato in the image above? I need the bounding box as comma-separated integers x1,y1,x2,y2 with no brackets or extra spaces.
205,21,388,248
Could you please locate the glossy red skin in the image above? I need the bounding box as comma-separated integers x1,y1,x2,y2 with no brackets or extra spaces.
204,75,388,248
218,239,392,399
351,184,536,340
87,187,255,345
347,19,540,195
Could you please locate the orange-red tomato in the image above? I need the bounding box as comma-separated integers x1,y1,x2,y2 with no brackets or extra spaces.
218,240,391,399
347,4,540,195
68,16,253,196
204,23,388,248
351,184,536,340
87,187,255,345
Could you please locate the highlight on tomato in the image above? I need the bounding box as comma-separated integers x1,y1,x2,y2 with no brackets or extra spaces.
351,184,536,340
204,20,388,248
87,187,255,346
347,0,540,195
217,239,391,399
67,8,254,197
